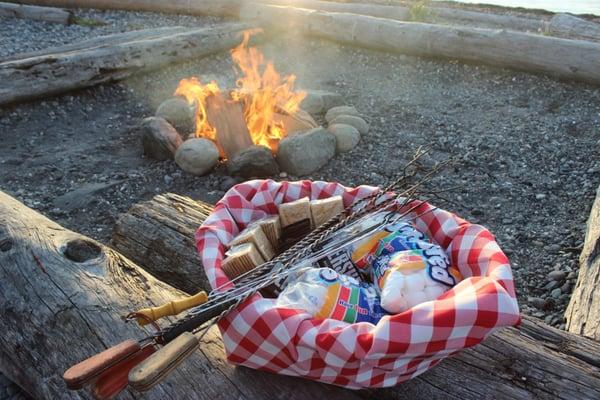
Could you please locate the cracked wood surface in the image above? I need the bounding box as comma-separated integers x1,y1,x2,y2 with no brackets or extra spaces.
111,193,214,295
565,185,600,340
0,22,258,106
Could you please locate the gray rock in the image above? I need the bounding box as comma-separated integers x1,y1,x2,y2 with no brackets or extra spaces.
329,114,369,135
155,97,195,136
548,270,566,281
227,145,279,178
276,127,335,175
560,281,572,294
327,123,360,153
174,138,219,176
300,90,344,115
53,180,122,212
544,280,559,290
529,296,554,311
546,244,561,253
325,105,360,123
551,288,562,298
138,117,182,161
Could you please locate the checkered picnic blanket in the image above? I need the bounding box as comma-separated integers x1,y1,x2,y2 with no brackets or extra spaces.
195,179,520,389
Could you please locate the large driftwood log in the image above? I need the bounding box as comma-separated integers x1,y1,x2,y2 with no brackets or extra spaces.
548,13,600,42
270,1,545,32
111,193,214,295
0,1,72,23
0,23,258,106
565,185,600,340
2,192,600,398
241,4,600,86
4,0,240,17
428,6,544,32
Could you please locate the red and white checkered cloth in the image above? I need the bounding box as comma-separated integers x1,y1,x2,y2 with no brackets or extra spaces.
195,179,520,389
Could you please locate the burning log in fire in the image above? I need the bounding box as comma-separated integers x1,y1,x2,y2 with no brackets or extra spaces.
174,30,310,158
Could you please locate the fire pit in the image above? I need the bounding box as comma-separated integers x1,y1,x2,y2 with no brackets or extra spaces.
137,31,370,177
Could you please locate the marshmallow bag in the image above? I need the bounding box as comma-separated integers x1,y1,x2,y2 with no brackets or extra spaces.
196,180,520,389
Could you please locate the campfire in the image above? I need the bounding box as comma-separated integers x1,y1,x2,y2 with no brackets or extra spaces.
139,30,369,178
174,30,310,158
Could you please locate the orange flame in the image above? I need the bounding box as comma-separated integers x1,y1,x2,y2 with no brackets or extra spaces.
174,30,306,152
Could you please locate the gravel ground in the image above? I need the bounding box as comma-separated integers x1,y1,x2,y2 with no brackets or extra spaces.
1,7,599,399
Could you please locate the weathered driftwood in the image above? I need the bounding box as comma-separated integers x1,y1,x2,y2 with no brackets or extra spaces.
428,6,544,32
548,13,600,42
0,1,72,23
3,0,240,17
241,4,600,86
269,1,545,32
2,190,600,398
269,0,411,20
0,23,258,106
111,193,214,294
565,185,600,340
2,26,190,62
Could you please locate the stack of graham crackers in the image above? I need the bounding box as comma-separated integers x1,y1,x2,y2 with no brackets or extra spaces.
221,195,345,280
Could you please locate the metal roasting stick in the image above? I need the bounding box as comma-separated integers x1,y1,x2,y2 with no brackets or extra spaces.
175,199,437,328
194,205,438,329
152,162,449,345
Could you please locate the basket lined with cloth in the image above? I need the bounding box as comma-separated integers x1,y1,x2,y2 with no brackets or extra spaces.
195,179,520,389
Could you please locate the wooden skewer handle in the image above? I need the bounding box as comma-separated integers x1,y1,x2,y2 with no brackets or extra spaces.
135,291,208,326
92,345,156,400
63,339,140,390
128,332,199,392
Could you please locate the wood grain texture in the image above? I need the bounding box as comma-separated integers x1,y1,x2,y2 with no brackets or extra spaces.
565,185,600,340
0,1,72,23
0,23,258,106
548,13,600,42
241,4,600,86
205,93,254,160
110,192,214,294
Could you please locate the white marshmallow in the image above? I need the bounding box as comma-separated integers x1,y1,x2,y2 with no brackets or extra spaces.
404,272,426,292
424,284,446,301
404,290,429,309
380,272,408,313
